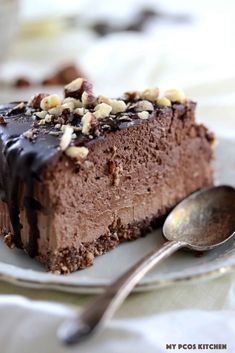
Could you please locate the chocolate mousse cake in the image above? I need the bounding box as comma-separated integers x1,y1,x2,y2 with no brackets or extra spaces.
0,78,214,273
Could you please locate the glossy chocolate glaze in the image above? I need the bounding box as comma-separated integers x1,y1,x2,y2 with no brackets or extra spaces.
0,100,195,257
0,103,62,255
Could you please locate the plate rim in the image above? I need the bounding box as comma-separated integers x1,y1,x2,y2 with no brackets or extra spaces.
0,260,234,293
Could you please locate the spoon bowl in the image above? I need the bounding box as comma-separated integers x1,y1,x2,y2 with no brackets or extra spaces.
163,185,235,251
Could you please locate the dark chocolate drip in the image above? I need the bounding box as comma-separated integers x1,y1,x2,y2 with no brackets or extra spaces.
7,173,23,249
0,101,194,257
0,104,61,255
24,176,41,257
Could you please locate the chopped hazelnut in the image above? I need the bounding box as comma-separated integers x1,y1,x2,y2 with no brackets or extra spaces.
94,103,112,119
98,96,126,114
40,94,61,111
62,97,75,104
156,97,172,107
82,112,96,135
82,80,93,93
25,108,32,116
97,95,111,105
23,129,34,140
164,89,186,104
35,111,47,119
63,97,83,108
38,119,46,125
60,125,74,151
141,87,160,102
44,114,52,123
137,111,150,120
65,146,89,161
81,91,97,107
109,99,127,114
64,77,83,92
74,99,83,108
74,107,86,116
48,107,63,116
134,100,154,112
64,78,93,99
56,117,65,125
10,102,25,114
28,93,49,109
61,102,74,112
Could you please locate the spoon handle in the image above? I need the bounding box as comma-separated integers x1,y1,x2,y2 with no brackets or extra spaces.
58,239,185,345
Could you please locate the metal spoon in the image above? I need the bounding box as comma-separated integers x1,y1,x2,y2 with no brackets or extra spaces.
58,185,235,345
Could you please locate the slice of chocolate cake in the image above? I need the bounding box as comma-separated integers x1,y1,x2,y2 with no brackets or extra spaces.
0,79,214,273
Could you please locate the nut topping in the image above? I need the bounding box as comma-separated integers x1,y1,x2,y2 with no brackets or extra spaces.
64,78,83,95
40,94,61,111
156,97,172,107
61,102,75,112
164,89,186,104
23,129,35,140
63,97,83,108
21,78,190,166
48,107,63,116
82,112,96,135
65,146,89,161
141,87,160,102
35,110,47,119
97,95,111,105
74,107,87,116
133,100,154,112
97,96,126,114
44,114,52,123
64,78,93,99
28,93,49,109
81,91,97,108
60,125,74,151
109,99,127,114
94,103,112,119
7,102,25,116
137,111,150,120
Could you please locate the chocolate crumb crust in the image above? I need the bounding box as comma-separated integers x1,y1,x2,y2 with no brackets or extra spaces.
41,216,164,274
0,78,214,269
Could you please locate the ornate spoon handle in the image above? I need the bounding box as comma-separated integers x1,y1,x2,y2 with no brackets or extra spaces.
58,239,186,345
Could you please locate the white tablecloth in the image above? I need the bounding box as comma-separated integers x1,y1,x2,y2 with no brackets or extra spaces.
1,272,235,353
0,0,235,352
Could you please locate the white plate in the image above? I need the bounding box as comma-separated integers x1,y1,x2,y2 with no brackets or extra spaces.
0,138,235,293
